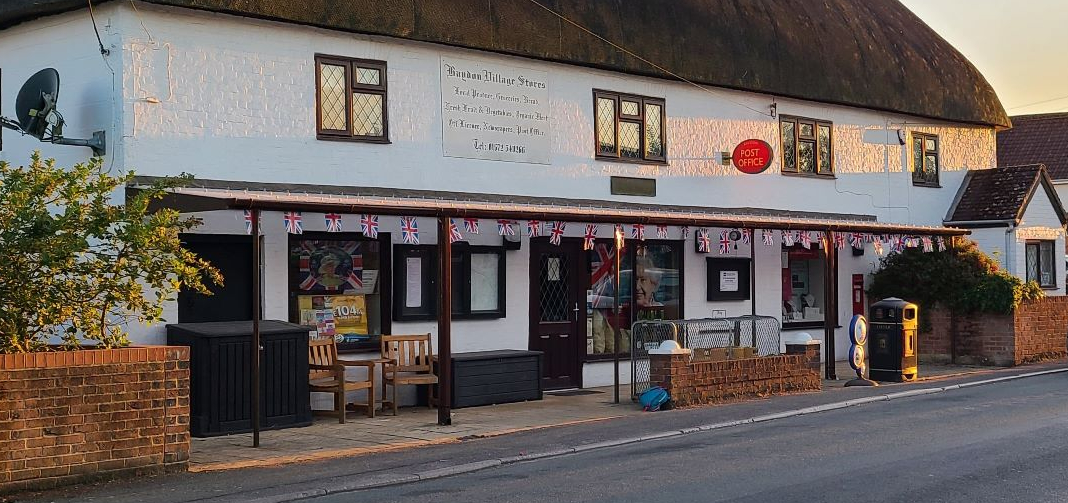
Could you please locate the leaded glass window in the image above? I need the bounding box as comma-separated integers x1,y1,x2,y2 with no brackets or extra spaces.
315,55,388,142
1025,241,1057,288
781,116,833,176
593,91,666,162
912,132,939,186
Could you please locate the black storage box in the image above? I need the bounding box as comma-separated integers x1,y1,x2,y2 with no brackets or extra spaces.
423,350,543,408
167,320,313,437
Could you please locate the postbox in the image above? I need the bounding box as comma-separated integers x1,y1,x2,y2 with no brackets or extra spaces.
868,297,918,382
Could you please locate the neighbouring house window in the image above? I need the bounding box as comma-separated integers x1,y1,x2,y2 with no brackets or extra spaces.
315,54,388,142
780,116,833,176
586,241,681,357
594,90,666,163
288,234,389,351
1025,240,1057,288
782,243,825,328
393,244,506,321
912,132,940,186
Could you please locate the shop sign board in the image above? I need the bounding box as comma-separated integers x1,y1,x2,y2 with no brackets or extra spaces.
440,57,551,164
731,139,773,174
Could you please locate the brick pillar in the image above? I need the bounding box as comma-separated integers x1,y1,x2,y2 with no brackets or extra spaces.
786,342,821,372
649,352,690,394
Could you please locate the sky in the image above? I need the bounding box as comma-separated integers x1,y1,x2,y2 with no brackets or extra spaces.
900,0,1068,116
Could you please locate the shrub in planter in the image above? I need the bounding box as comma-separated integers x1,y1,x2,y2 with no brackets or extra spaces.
0,153,221,353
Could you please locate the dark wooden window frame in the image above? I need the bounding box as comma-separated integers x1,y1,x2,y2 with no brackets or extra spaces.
911,132,940,187
782,243,826,331
314,54,390,144
287,231,392,354
583,239,684,362
393,243,507,321
593,90,667,165
780,115,834,178
1025,240,1057,289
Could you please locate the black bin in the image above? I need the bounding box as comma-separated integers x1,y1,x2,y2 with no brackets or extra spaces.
167,320,313,437
868,298,919,382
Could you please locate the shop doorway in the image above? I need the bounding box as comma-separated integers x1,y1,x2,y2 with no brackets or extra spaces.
529,238,584,390
178,234,253,323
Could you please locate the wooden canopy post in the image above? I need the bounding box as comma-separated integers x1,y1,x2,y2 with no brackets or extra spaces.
250,208,262,447
823,230,838,380
437,217,453,426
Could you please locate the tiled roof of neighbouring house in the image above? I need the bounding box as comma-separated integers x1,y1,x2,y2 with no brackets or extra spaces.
0,0,1009,128
946,164,1067,225
997,113,1068,180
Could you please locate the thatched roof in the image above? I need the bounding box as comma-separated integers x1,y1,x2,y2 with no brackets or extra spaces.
0,0,1009,127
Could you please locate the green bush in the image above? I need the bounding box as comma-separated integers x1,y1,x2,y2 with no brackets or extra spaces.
867,238,1043,321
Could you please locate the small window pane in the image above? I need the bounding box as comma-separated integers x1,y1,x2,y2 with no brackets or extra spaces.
924,154,938,182
470,253,500,311
912,137,924,178
799,122,814,138
596,98,617,155
1040,241,1055,286
620,121,641,158
798,141,815,173
644,103,663,158
319,63,348,131
782,121,796,172
356,66,380,85
352,92,384,136
621,100,639,116
925,137,936,152
817,124,832,174
1026,243,1039,283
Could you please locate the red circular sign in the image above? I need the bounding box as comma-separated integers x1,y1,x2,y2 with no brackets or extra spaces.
732,139,774,174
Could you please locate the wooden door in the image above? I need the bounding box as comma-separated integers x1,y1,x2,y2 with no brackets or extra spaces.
529,238,584,390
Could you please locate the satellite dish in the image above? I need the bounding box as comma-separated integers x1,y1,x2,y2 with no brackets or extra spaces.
15,68,60,139
0,68,105,156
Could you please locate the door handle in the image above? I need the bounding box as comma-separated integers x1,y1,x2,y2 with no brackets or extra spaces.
540,335,550,339
572,302,580,321
559,334,569,338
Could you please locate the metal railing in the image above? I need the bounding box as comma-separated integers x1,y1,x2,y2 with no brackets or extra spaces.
630,315,781,398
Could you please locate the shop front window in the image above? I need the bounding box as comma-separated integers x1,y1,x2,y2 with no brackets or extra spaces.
289,235,386,351
586,241,681,357
781,244,825,327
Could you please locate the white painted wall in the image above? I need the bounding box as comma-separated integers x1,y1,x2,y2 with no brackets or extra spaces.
1012,187,1066,295
0,4,1001,390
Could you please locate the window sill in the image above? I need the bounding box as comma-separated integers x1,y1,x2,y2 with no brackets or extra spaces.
583,354,632,362
316,134,392,145
782,321,825,330
781,171,836,180
1041,285,1059,291
595,155,669,166
912,181,941,188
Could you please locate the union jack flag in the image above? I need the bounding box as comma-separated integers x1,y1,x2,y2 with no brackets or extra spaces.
497,219,515,236
799,231,812,249
873,240,884,256
719,230,731,254
400,216,419,244
656,225,668,239
360,214,379,239
762,229,774,246
834,232,846,249
583,224,598,250
549,221,566,246
324,213,343,233
297,240,363,291
922,236,934,253
782,230,795,247
463,218,480,234
865,233,875,243
243,210,259,235
906,236,919,248
936,236,947,252
680,226,690,239
631,224,645,241
849,232,864,248
527,220,542,237
284,211,303,234
696,229,711,253
740,228,752,245
448,219,464,243
590,243,617,304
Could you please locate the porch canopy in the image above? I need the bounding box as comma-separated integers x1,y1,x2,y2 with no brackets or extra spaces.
130,177,968,438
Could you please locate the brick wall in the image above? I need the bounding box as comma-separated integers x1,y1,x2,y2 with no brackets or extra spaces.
920,297,1068,366
650,344,821,408
0,346,190,494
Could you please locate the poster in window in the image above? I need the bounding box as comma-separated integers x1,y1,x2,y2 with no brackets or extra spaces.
470,253,499,311
405,257,422,308
296,241,363,293
720,270,739,292
706,257,751,301
299,294,369,343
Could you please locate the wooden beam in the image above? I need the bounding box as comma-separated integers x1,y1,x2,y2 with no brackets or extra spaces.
251,209,262,447
437,217,453,426
823,231,838,380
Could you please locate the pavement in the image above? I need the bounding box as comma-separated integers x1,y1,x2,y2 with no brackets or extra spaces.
8,359,1067,502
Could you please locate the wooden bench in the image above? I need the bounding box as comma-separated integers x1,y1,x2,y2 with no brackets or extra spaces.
308,337,376,423
381,334,438,416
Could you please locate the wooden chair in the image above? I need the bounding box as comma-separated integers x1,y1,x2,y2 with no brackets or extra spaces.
380,334,438,416
308,337,376,423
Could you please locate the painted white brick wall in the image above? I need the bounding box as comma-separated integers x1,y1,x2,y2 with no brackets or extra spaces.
1012,188,1066,295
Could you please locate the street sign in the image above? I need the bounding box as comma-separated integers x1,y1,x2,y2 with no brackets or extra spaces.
731,139,773,174
849,314,868,346
849,344,866,371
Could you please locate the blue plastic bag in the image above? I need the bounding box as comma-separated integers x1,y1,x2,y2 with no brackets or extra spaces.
639,386,670,412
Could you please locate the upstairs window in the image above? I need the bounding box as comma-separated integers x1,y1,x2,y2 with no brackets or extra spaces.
780,116,833,176
594,90,666,163
912,132,939,186
315,55,388,142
